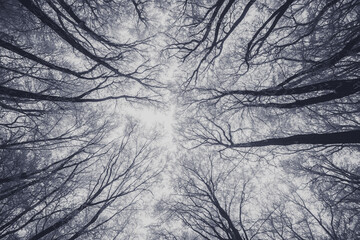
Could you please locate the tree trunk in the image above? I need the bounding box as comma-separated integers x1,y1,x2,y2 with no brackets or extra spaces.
231,130,360,148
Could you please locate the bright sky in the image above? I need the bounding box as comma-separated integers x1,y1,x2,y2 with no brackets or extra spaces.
125,104,176,146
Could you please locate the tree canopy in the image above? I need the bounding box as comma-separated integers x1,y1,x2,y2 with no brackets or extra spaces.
1,0,359,239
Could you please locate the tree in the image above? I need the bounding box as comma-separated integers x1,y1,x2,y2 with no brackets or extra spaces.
150,151,282,240
1,0,162,105
0,119,162,239
162,0,360,238
0,0,163,152
0,0,165,239
150,147,360,239
167,0,359,85
169,0,359,149
2,0,359,238
266,149,360,239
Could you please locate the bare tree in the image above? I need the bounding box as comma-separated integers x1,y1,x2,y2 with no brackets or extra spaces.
150,147,360,239
0,1,165,238
170,0,359,151
267,150,360,239
263,177,360,239
167,0,359,86
0,119,162,239
0,0,162,110
151,151,277,240
0,0,163,155
164,1,360,239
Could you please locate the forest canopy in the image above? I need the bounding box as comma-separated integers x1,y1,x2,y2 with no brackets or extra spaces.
0,0,359,239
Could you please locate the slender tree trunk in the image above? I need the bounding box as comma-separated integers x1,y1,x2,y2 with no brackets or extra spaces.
230,130,360,148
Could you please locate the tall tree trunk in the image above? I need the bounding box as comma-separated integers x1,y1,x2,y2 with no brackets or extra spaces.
230,130,360,148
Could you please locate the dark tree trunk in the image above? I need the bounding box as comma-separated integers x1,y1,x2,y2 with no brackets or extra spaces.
231,130,360,148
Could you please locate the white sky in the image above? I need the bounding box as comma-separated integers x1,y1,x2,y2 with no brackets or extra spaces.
124,104,176,147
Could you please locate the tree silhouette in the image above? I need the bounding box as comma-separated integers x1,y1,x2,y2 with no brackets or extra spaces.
166,0,360,239
0,1,163,239
1,0,359,239
0,120,162,239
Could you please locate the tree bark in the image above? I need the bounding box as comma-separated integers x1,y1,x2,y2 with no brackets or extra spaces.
230,130,360,148
0,85,141,103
